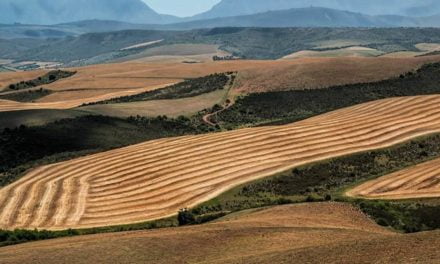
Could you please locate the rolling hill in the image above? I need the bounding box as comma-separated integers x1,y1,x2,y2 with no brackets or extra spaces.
192,0,440,19
4,27,440,64
1,95,440,230
347,157,440,200
3,203,439,264
170,7,440,29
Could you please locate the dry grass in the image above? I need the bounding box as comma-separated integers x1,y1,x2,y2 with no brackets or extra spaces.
115,44,231,63
0,83,176,112
1,95,440,230
0,70,46,90
233,55,440,93
1,203,439,264
0,202,410,264
2,56,440,111
347,157,440,200
79,89,227,118
281,46,384,59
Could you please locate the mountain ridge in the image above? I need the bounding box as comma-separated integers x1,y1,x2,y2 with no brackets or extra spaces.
0,0,179,25
192,0,440,20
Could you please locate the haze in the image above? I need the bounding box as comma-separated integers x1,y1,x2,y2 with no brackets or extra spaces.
142,0,221,16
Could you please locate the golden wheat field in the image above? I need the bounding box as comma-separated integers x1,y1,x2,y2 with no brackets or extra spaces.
1,56,440,114
1,95,440,230
0,83,176,112
347,157,440,200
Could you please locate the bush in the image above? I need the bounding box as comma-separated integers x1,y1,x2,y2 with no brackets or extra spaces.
178,208,196,226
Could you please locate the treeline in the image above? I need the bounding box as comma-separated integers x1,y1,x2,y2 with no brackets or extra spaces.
216,63,440,127
183,133,440,233
86,72,234,105
0,88,51,102
0,115,215,187
6,70,76,91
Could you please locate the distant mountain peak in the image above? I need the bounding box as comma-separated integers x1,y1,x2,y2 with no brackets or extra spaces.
192,0,440,20
0,0,179,25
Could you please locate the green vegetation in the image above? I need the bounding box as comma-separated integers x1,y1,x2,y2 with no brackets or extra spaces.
5,70,76,91
86,72,234,105
2,62,440,247
6,27,440,63
216,63,440,128
0,115,214,187
180,133,440,233
0,88,52,102
0,217,178,247
356,200,440,233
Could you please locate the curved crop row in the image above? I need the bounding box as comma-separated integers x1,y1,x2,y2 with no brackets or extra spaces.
1,95,440,230
347,157,440,199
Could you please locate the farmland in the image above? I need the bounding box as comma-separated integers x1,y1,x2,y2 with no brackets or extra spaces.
347,158,440,200
1,95,440,230
0,202,439,264
1,55,439,115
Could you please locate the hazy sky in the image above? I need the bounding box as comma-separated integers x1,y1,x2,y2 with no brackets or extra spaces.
143,0,221,17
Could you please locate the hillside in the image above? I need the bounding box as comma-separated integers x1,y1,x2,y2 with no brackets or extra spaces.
169,7,440,30
347,157,440,200
0,202,439,263
0,0,178,25
4,27,440,63
1,95,440,230
193,0,440,19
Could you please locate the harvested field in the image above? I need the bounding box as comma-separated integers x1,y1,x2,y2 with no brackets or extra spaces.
1,202,439,264
233,55,440,93
347,157,440,200
80,89,227,118
2,56,439,110
2,95,440,230
0,83,176,112
281,46,384,59
0,70,46,90
115,44,231,63
381,43,440,58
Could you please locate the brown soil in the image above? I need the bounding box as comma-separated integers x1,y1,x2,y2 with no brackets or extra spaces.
1,202,438,264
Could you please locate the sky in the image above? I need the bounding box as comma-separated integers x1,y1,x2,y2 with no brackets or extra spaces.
143,0,221,17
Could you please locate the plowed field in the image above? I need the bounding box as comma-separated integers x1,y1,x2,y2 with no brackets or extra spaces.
347,157,440,200
1,95,440,230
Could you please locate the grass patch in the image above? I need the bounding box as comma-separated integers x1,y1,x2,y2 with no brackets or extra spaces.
5,70,76,91
86,72,235,105
355,200,440,233
0,88,52,102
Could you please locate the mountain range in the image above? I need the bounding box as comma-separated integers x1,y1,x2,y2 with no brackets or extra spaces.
192,0,440,19
165,7,440,30
0,0,179,25
2,0,440,25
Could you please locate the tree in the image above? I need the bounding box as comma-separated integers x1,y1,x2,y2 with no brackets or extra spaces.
178,208,195,226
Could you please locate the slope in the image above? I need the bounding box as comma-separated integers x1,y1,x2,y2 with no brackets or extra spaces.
192,0,440,19
1,202,439,264
347,157,440,200
2,95,440,230
0,0,179,25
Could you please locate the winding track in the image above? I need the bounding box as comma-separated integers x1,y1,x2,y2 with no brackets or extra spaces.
2,95,440,230
347,157,440,199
